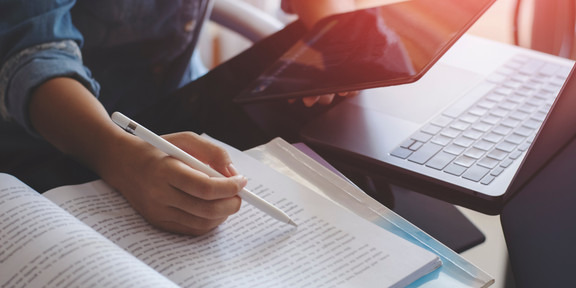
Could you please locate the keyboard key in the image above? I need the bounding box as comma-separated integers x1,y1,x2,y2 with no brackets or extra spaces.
482,114,501,125
500,118,521,128
500,158,514,168
472,122,492,132
494,87,514,96
408,142,443,164
503,81,522,90
518,142,531,151
531,111,548,122
400,139,416,148
462,129,484,140
450,120,471,131
477,157,500,169
518,103,538,114
491,166,505,176
487,149,508,161
444,163,467,176
469,106,490,117
490,108,509,118
483,132,504,143
464,147,486,159
460,113,480,123
462,165,491,182
426,151,457,170
411,131,433,142
492,125,513,136
409,141,424,151
391,147,413,159
431,115,453,127
453,136,474,148
509,94,526,103
477,100,497,109
506,133,526,145
473,139,495,151
440,127,462,138
509,150,523,160
481,174,496,185
499,101,518,111
496,141,518,153
509,110,529,121
421,124,443,135
515,126,535,137
454,155,477,168
486,92,505,102
444,144,467,155
522,119,542,129
431,134,453,146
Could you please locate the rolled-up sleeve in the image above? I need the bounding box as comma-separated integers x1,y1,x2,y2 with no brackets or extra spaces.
0,0,100,132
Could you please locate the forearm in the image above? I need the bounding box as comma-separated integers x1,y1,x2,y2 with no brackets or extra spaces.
28,77,131,177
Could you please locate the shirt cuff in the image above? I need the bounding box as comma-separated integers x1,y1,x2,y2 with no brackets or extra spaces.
0,40,100,134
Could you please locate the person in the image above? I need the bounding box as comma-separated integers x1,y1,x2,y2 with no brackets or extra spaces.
0,0,361,235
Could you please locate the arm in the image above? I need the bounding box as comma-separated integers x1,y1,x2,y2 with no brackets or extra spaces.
1,1,246,236
30,78,246,235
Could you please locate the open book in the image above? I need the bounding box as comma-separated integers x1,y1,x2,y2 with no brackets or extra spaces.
0,137,441,288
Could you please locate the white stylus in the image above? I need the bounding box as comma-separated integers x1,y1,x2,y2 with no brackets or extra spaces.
111,112,296,227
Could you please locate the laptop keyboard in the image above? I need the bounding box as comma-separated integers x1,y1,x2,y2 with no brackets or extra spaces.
390,55,571,185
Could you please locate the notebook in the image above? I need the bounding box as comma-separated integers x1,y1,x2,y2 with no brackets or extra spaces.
300,34,576,214
233,0,498,103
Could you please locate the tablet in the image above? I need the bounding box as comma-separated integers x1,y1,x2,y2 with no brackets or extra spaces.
234,0,494,103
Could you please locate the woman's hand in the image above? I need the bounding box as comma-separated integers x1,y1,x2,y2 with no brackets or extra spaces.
289,91,360,107
101,131,246,236
30,78,245,236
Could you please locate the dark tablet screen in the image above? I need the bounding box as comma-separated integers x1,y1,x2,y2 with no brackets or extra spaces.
235,0,495,103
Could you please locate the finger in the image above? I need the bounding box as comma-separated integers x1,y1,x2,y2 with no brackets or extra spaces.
168,160,247,200
166,186,243,219
163,132,235,176
302,96,320,107
346,90,360,97
316,94,335,105
155,207,230,236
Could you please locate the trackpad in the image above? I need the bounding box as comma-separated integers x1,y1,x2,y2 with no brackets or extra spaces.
347,64,483,124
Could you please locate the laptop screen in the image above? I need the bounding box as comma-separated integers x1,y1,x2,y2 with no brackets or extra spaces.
235,0,496,103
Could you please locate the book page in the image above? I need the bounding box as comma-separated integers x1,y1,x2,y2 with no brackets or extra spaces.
0,173,179,288
43,140,440,288
246,138,495,288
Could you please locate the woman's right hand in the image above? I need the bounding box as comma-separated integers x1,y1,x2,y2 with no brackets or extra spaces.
100,131,247,236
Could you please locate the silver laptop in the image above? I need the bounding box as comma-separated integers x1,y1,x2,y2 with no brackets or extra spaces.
300,35,575,214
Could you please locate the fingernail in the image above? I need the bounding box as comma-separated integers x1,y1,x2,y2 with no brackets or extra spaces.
233,175,248,187
227,163,239,176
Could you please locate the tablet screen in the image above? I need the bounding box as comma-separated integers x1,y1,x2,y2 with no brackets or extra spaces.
235,0,495,103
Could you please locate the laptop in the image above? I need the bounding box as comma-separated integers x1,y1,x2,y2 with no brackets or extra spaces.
299,34,576,214
234,0,498,103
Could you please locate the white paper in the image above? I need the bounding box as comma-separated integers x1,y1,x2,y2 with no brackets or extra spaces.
0,174,178,288
1,136,440,288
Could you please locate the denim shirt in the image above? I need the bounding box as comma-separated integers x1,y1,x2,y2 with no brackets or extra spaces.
0,0,212,132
